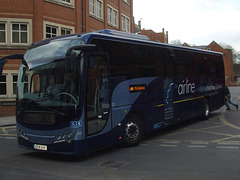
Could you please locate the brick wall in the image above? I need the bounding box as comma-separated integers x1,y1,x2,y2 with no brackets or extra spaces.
140,29,168,43
0,105,15,117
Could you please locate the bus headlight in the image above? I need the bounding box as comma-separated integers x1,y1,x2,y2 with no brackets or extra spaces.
54,130,76,144
17,127,28,141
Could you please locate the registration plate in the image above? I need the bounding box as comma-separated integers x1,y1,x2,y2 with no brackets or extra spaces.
34,144,47,151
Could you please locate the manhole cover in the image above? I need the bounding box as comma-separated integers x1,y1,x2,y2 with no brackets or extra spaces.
98,160,127,169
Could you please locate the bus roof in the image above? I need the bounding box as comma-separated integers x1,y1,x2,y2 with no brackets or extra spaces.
30,29,223,56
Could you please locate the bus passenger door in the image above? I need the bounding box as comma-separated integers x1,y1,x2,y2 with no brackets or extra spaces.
85,54,112,151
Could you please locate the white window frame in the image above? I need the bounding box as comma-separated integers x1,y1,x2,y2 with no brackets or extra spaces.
122,0,130,5
0,22,6,44
46,25,58,38
0,70,19,98
12,74,18,96
61,28,72,35
96,0,103,19
44,0,75,8
122,16,125,31
126,18,130,32
43,21,74,39
121,14,130,32
89,0,95,15
0,18,32,47
107,5,119,28
113,10,118,27
89,0,104,20
61,0,71,4
11,22,29,45
107,7,112,24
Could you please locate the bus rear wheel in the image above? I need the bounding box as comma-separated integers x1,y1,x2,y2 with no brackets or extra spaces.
201,99,210,120
124,114,144,147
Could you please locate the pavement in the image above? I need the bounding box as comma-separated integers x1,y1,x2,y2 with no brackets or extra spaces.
0,116,16,127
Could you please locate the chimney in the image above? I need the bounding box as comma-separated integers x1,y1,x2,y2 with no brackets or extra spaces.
138,20,141,30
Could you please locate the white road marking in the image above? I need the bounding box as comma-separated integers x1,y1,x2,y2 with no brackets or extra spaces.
158,144,178,148
216,146,239,149
187,145,207,148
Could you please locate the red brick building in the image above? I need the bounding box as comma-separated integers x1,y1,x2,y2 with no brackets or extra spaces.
0,0,133,117
135,21,168,43
183,41,234,86
140,29,168,43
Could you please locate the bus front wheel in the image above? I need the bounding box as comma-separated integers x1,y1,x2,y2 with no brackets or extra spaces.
123,114,144,147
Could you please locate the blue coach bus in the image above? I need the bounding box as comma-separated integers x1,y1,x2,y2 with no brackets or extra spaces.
0,30,225,155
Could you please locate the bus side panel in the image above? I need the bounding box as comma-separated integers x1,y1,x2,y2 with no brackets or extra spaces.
210,90,225,111
111,77,165,134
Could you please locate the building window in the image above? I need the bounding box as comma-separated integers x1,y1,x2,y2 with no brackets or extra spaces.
61,0,70,3
107,7,112,24
61,28,72,35
122,14,130,32
12,75,18,95
0,18,32,46
89,0,95,15
11,23,28,44
46,25,58,38
107,6,118,27
46,25,73,38
122,16,125,31
44,0,74,7
44,21,74,39
89,0,103,20
0,22,6,43
96,1,102,18
113,10,118,26
122,0,129,4
0,75,7,95
126,18,130,32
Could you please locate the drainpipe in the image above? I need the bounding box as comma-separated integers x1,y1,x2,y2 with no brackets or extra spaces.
82,0,84,33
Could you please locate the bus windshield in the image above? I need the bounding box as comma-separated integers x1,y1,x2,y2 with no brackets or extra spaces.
17,39,84,125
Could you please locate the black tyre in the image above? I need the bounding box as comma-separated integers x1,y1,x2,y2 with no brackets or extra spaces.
123,114,144,147
201,99,210,120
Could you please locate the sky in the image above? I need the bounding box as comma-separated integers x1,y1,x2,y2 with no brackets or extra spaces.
133,0,240,51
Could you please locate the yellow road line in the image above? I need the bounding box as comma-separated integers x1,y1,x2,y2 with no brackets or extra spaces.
2,128,8,135
0,134,17,137
219,114,240,130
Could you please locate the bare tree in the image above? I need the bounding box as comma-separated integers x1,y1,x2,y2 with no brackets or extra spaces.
220,42,240,64
170,39,183,46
